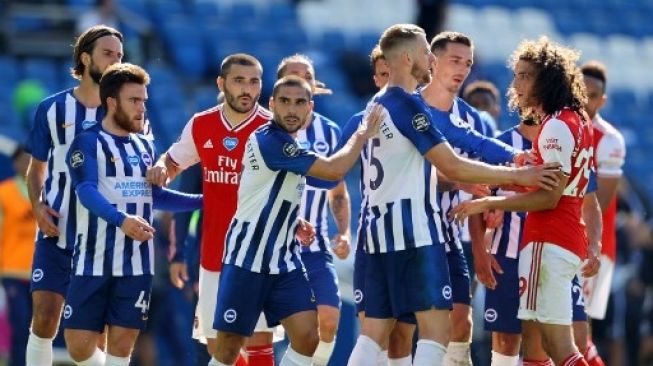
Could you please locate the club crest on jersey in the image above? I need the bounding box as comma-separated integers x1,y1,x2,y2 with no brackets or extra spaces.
412,113,430,132
82,120,97,130
128,155,140,166
70,150,84,168
223,137,238,151
442,285,452,300
283,142,300,157
141,152,153,167
32,268,44,282
313,140,329,155
354,289,363,304
484,308,498,323
224,309,237,323
63,305,73,319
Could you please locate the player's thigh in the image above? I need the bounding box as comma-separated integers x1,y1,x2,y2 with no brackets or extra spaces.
518,242,581,325
484,256,521,334
64,328,103,361
193,267,220,341
446,241,471,306
302,250,341,309
353,247,366,315
107,275,153,332
30,238,72,296
106,324,141,357
62,275,111,333
263,268,316,330
213,264,270,337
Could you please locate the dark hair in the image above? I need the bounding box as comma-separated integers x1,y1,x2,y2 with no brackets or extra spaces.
379,24,425,60
508,37,587,116
272,75,312,100
219,53,262,78
100,63,150,110
430,31,473,54
463,80,500,104
581,61,607,93
370,44,385,68
276,54,313,79
71,25,123,80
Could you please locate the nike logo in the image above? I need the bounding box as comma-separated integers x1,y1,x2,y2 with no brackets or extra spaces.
110,156,120,162
61,122,75,128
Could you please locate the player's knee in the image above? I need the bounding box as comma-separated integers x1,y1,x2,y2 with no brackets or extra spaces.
450,308,473,341
64,333,96,362
291,326,319,355
318,314,339,340
493,333,521,355
31,304,63,337
214,332,246,363
388,330,414,358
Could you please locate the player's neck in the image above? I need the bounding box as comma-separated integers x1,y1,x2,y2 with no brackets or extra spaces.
420,81,455,111
73,77,102,108
518,123,538,142
387,73,418,93
300,112,314,131
222,104,254,127
101,116,129,137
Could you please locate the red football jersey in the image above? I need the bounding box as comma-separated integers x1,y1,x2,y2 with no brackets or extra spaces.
521,108,594,258
168,104,271,271
592,115,626,261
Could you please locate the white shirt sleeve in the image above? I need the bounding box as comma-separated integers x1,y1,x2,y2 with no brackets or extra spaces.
595,130,626,177
538,118,575,175
167,117,200,169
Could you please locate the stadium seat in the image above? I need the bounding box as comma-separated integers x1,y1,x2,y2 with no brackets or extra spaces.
320,30,348,53
568,33,603,61
21,58,59,93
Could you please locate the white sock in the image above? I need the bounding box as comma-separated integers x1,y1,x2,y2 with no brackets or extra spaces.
280,346,312,366
105,354,130,366
491,351,519,366
75,348,106,366
348,335,382,366
444,341,472,366
413,339,446,366
376,350,388,366
25,332,53,366
312,339,336,366
388,355,412,365
208,357,230,366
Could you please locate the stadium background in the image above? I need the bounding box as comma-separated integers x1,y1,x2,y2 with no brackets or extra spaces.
0,0,652,365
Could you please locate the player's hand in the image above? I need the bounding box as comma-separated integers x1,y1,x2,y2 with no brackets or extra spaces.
449,199,490,225
474,247,503,290
33,201,61,237
581,241,602,278
331,234,351,259
121,215,156,242
513,150,536,167
146,164,169,187
515,163,561,191
456,182,491,197
483,209,504,229
358,104,383,139
296,218,316,246
169,262,189,289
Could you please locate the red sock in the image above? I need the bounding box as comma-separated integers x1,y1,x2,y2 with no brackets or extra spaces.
234,353,248,366
246,344,274,366
523,359,553,366
561,352,589,366
584,341,606,366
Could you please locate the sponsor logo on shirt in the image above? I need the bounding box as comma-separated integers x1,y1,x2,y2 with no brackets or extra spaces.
114,181,152,197
223,137,238,151
128,155,140,166
543,138,562,152
82,120,97,130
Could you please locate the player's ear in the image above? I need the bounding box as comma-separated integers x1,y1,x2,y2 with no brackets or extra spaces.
81,52,91,67
107,96,117,110
598,94,607,109
216,76,224,92
268,96,275,111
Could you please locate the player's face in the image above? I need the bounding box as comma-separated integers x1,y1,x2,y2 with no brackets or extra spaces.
270,85,313,134
583,75,606,119
220,65,262,113
86,35,123,84
113,83,147,133
433,42,473,93
281,62,317,91
373,59,390,89
511,60,538,109
410,34,434,85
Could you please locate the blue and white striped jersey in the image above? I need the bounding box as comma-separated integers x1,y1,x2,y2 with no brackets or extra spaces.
360,87,447,254
27,89,106,250
67,126,157,276
426,97,514,251
490,125,531,259
297,112,342,253
223,122,318,274
27,88,153,251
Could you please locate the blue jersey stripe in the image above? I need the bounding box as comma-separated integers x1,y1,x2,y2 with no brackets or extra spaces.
229,220,250,264
122,203,137,276
401,199,415,249
55,103,66,145
381,203,394,252
50,172,67,227
369,207,381,253
83,213,98,275
279,205,300,273
73,233,82,271
243,171,288,269
261,200,292,273
98,137,116,177
140,203,151,274
303,190,315,222
224,219,238,262
66,192,78,253
104,207,117,276
423,163,440,245
130,139,148,176
115,138,134,177
315,191,328,252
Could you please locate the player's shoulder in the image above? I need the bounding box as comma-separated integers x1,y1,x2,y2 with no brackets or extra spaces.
254,105,273,120
313,112,341,132
193,105,221,120
594,115,625,143
454,97,481,117
496,125,519,143
36,88,74,111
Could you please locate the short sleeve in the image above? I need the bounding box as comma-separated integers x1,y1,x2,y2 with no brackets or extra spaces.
385,93,446,155
595,131,625,177
26,101,52,162
67,132,99,188
257,132,318,176
538,118,575,175
167,117,200,169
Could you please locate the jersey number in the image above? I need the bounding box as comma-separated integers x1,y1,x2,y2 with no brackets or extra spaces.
134,290,149,314
567,147,593,196
369,138,384,190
